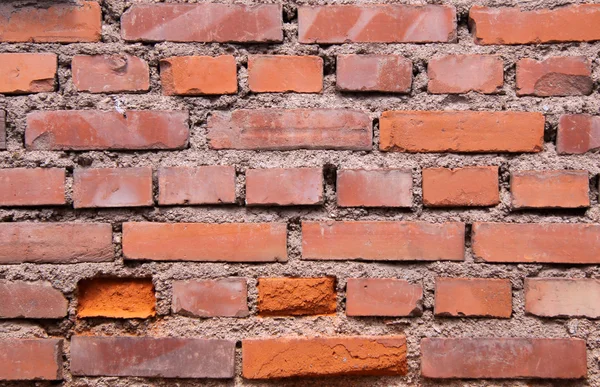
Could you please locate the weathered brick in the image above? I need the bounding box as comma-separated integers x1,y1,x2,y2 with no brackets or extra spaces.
422,338,586,379
208,109,372,150
346,278,423,317
26,110,189,151
257,277,336,316
0,53,56,94
73,167,153,208
472,222,600,264
422,167,499,207
299,5,456,43
434,278,512,318
71,336,235,378
337,169,413,207
243,336,407,378
428,55,503,94
0,223,113,264
246,168,323,206
72,54,150,93
123,222,287,262
380,111,544,153
0,1,101,43
160,56,237,96
0,168,65,206
0,281,67,319
0,111,5,149
172,279,249,318
336,55,412,93
517,57,592,97
122,4,282,43
511,170,589,209
470,5,600,45
525,278,600,318
557,114,600,154
0,339,63,380
158,166,236,205
302,221,465,261
249,55,323,93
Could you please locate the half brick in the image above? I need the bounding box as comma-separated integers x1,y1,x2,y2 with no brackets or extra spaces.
428,55,503,94
516,57,592,97
257,277,336,316
0,281,67,319
557,114,600,154
511,170,589,209
248,55,323,93
336,55,412,93
246,168,323,206
422,167,499,207
0,168,65,206
0,53,56,94
72,54,150,93
525,278,600,318
73,167,153,208
160,56,237,95
0,339,63,380
346,278,423,317
172,279,249,318
158,166,236,205
434,278,512,318
337,169,413,207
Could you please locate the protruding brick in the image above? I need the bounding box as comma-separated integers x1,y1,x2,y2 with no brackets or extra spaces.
517,57,592,97
422,338,587,379
428,55,503,94
26,110,189,151
299,5,456,43
246,168,323,206
208,109,372,150
470,5,600,45
346,278,423,317
122,4,282,43
0,53,56,94
123,222,287,262
0,111,5,149
337,169,413,207
0,223,113,264
71,336,235,378
0,339,63,380
257,277,336,316
511,170,589,209
173,279,249,318
422,167,499,207
472,222,600,264
72,55,150,93
77,277,156,319
160,56,237,95
380,111,544,153
158,166,236,205
243,336,407,378
249,56,323,93
0,1,101,43
73,168,153,208
0,168,65,206
557,114,600,154
525,278,600,318
0,281,67,319
302,221,465,261
434,278,512,318
336,55,412,93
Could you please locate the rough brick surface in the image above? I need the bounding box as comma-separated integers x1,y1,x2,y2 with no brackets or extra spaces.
511,170,590,209
0,168,65,206
525,278,600,318
160,56,237,96
428,55,503,94
336,55,412,93
422,167,499,207
434,278,512,318
249,56,323,93
73,168,153,208
257,277,336,316
72,55,150,93
0,53,56,94
0,281,67,319
246,168,323,206
0,339,63,380
517,57,592,96
77,278,156,319
158,166,236,205
557,114,600,154
337,169,413,207
346,278,423,317
172,279,249,317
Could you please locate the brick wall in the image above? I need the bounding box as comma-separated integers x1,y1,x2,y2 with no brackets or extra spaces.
0,0,599,385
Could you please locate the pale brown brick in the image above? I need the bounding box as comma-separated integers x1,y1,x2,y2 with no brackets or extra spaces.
77,278,156,319
511,170,589,209
258,277,336,316
249,55,323,93
158,166,236,205
557,114,600,154
434,278,512,318
517,57,592,96
72,54,150,93
73,168,153,208
0,339,63,380
172,279,249,317
160,56,237,95
422,167,499,207
336,55,412,93
0,168,65,206
0,53,56,94
337,169,413,207
246,168,323,206
525,278,600,318
428,55,503,94
346,278,423,317
0,281,67,319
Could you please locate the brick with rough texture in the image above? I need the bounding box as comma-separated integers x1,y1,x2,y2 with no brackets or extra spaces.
257,277,336,316
422,167,499,207
77,278,156,319
336,55,412,93
72,55,150,93
557,114,600,154
421,338,587,379
511,170,589,209
434,278,512,318
73,168,153,208
249,56,323,93
0,111,5,149
0,168,65,206
173,279,249,317
0,281,67,319
0,339,63,380
71,336,235,378
517,57,592,97
525,278,600,319
160,56,237,95
337,169,413,207
346,278,423,317
243,336,407,378
0,53,56,94
428,55,503,94
158,166,236,205
246,168,323,206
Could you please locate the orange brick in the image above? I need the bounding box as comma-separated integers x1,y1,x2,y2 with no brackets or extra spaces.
158,166,236,205
0,168,65,206
257,278,336,316
246,168,323,206
0,339,63,380
525,278,600,318
0,53,56,94
434,278,512,318
517,57,592,96
336,55,412,93
422,167,499,207
160,56,237,95
511,170,589,209
73,168,153,208
428,55,503,94
0,281,67,319
346,278,423,317
336,169,413,207
557,114,600,154
172,279,249,318
72,55,150,93
249,56,322,93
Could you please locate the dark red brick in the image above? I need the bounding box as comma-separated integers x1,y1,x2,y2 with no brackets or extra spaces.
0,281,67,319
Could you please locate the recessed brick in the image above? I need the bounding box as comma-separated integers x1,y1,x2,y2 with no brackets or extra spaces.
172,279,249,318
246,168,323,206
336,55,412,93
517,57,592,97
158,166,236,205
0,111,5,149
0,281,67,319
428,55,503,94
337,169,413,207
0,339,63,380
160,56,237,95
73,167,153,208
525,278,600,318
257,277,336,316
346,278,423,317
511,170,589,209
249,55,323,93
0,168,65,206
422,167,499,207
434,278,512,318
72,54,150,93
557,114,600,155
0,53,56,94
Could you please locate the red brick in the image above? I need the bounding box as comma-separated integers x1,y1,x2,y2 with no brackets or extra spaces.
0,168,65,206
0,111,5,149
71,336,235,378
72,54,150,93
172,279,249,317
511,170,589,209
246,168,323,206
0,1,101,43
422,167,499,207
557,114,600,154
469,5,600,45
434,278,512,318
160,56,237,96
428,55,503,94
517,57,592,96
123,222,287,262
26,110,189,151
208,109,372,150
0,223,113,264
472,222,600,264
243,336,407,378
346,278,423,317
525,278,600,318
0,281,67,319
337,169,412,207
299,5,456,43
158,166,236,205
380,111,544,153
122,4,282,43
0,339,63,380
257,277,336,316
73,167,153,208
421,338,586,379
249,55,322,93
302,221,465,261
336,55,411,93
0,53,56,94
